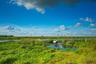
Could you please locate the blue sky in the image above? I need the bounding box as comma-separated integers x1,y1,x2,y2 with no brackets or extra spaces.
0,0,96,36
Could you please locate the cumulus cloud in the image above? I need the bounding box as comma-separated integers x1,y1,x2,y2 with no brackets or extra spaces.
0,24,96,36
0,25,71,36
90,23,96,27
75,22,81,27
0,25,58,36
3,25,22,32
80,17,94,22
10,0,45,14
59,25,66,31
59,25,69,31
0,25,24,36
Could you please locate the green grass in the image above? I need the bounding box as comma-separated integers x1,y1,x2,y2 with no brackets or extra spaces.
0,37,96,64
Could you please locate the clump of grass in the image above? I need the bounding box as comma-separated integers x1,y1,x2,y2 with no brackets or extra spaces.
0,56,17,64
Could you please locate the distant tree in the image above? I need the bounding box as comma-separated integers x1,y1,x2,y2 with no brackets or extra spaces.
0,35,14,37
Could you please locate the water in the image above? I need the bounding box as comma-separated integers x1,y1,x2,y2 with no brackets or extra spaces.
0,40,19,42
48,45,77,51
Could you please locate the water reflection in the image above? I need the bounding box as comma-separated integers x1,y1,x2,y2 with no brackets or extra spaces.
0,40,19,42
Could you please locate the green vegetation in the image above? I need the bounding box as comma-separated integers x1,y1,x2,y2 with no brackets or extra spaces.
0,37,96,64
0,35,14,37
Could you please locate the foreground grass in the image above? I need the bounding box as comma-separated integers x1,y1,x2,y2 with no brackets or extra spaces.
0,38,96,64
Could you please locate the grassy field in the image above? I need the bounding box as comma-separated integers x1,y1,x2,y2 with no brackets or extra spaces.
0,36,96,64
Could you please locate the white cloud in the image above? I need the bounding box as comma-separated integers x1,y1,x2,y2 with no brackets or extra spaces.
80,17,94,22
90,24,96,27
36,7,45,14
0,25,57,36
0,24,96,36
75,22,81,27
10,0,45,14
59,25,69,31
59,25,66,31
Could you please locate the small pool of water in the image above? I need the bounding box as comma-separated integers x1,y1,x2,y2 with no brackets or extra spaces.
0,40,19,42
48,45,77,51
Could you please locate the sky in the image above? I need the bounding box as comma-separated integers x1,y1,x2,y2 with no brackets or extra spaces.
0,0,96,36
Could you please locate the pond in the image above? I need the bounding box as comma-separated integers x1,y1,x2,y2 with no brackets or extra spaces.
48,45,77,51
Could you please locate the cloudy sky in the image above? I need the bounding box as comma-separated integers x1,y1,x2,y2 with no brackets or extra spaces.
0,0,96,36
